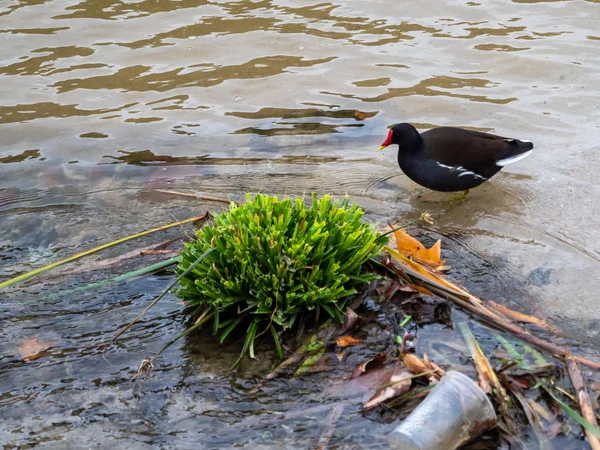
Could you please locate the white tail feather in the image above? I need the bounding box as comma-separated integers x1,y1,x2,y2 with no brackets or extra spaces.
496,150,533,167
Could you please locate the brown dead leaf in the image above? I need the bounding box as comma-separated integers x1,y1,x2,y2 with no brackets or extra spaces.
392,228,444,267
340,308,359,334
364,367,412,409
336,335,360,347
508,375,533,391
428,360,445,377
140,250,179,256
408,284,433,296
527,399,562,439
398,285,418,293
375,278,395,296
325,366,394,399
19,335,59,361
352,351,387,379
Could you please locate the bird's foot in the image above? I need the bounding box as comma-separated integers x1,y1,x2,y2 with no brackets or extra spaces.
445,189,470,208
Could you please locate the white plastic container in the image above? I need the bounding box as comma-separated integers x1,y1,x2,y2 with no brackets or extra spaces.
388,371,497,450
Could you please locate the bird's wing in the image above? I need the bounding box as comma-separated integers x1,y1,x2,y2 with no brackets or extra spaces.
420,127,512,173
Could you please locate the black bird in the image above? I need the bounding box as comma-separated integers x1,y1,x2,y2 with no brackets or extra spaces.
380,123,534,192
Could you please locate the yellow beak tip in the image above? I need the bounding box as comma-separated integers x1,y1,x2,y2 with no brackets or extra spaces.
379,145,387,151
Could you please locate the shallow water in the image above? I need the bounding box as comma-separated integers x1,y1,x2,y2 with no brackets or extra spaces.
1,0,600,448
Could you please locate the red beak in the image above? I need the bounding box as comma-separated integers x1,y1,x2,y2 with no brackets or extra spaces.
380,129,393,150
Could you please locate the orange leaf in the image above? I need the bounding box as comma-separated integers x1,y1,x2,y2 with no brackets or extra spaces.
408,284,433,296
385,247,473,299
404,353,445,380
392,228,444,267
336,336,360,347
18,335,59,361
429,360,445,376
404,353,429,374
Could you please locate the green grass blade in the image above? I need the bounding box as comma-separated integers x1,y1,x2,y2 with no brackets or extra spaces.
220,317,243,344
113,249,213,342
0,215,206,290
495,334,533,370
150,310,215,361
523,344,549,367
321,304,341,321
213,309,220,336
399,315,412,328
218,318,238,329
294,346,326,377
46,257,180,300
270,324,284,360
248,322,258,359
541,385,600,438
233,322,258,367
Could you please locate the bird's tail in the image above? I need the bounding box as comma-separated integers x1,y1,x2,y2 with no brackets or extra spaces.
497,139,534,166
514,139,534,151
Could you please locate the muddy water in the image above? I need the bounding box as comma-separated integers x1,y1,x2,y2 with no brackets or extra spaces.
1,0,600,448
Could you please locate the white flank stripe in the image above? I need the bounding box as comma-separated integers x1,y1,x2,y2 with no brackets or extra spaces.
458,171,487,180
496,150,533,167
437,162,486,180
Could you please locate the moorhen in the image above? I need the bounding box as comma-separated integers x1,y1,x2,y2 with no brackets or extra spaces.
380,123,534,192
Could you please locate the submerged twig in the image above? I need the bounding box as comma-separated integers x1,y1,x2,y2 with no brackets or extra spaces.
380,218,425,237
0,213,209,290
385,248,600,371
131,307,215,382
566,357,600,450
49,256,180,299
315,404,344,450
46,237,182,280
154,189,234,204
152,309,215,362
113,248,214,343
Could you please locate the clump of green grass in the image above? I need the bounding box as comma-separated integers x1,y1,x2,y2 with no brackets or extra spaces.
177,193,387,359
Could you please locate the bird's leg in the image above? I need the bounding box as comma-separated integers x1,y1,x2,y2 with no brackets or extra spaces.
446,189,470,208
